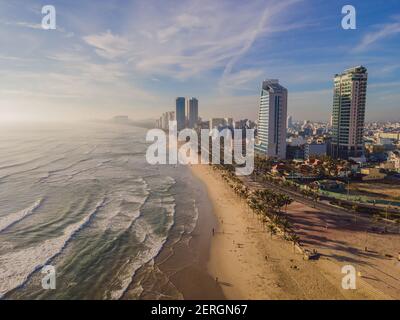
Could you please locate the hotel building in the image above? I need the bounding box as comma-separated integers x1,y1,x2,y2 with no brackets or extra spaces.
331,66,368,159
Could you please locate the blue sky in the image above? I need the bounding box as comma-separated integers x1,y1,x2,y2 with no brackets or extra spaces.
0,0,399,122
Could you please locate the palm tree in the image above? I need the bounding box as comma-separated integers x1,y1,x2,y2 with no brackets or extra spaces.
267,224,277,239
290,234,300,253
281,194,293,213
279,218,292,235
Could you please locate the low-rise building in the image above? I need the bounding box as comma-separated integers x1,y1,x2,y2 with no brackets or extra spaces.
313,180,346,192
304,143,327,159
360,167,387,181
378,132,400,141
286,145,305,160
380,151,400,172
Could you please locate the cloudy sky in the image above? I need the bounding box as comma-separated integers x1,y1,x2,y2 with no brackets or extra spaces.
0,0,399,122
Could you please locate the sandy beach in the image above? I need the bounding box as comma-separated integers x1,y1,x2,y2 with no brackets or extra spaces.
189,164,398,300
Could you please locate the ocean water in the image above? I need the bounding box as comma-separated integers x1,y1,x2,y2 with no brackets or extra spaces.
0,122,200,299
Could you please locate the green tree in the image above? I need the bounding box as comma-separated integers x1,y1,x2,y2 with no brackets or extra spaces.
267,224,277,239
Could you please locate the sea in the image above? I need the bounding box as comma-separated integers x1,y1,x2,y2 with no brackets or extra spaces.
0,121,201,299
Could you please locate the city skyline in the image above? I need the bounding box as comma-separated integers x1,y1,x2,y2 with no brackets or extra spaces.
1,0,400,123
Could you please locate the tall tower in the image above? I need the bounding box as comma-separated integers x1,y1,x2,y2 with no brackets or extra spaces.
186,97,199,129
287,115,293,129
255,79,288,159
331,66,367,159
176,97,186,131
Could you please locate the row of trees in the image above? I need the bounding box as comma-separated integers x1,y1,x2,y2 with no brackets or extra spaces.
212,164,300,247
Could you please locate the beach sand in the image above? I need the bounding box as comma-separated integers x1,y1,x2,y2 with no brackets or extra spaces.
189,164,395,300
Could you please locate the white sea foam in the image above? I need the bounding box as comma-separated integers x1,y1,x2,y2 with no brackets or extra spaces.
0,124,194,300
0,198,105,298
94,180,150,232
0,199,43,233
109,193,176,300
187,199,199,234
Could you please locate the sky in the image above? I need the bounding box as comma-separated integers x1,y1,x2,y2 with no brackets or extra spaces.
0,0,399,123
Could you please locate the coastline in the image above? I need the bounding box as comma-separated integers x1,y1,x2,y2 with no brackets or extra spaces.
189,164,391,300
138,166,226,300
124,158,396,300
156,164,226,300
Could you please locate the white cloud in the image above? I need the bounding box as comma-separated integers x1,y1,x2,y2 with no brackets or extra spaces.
82,0,302,84
218,0,302,93
355,21,400,52
83,30,130,59
12,21,42,29
218,69,264,92
157,13,203,43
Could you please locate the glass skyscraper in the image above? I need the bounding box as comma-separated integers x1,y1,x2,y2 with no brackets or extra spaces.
175,97,186,131
186,97,199,129
255,79,287,159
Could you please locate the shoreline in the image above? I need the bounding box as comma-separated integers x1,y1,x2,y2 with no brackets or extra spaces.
189,164,299,299
149,164,225,300
189,164,393,300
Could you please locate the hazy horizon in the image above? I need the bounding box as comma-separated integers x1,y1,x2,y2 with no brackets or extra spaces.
1,0,400,123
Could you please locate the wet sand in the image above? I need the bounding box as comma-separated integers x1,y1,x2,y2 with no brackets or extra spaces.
152,165,225,300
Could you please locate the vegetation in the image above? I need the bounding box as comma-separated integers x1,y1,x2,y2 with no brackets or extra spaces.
211,163,299,246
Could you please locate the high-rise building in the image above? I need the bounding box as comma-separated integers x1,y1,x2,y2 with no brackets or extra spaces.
287,115,293,129
331,66,368,159
255,79,288,159
167,111,175,122
161,112,169,130
176,97,186,131
186,97,199,128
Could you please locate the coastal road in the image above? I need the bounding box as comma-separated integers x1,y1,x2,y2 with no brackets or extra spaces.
244,177,399,234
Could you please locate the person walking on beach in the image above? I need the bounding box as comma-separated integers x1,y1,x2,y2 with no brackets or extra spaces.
212,228,215,236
